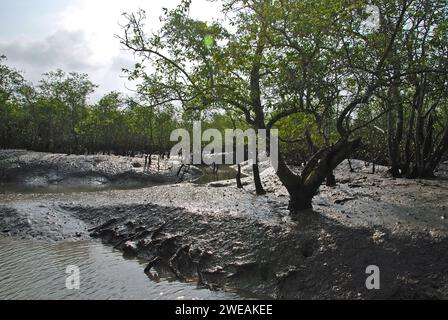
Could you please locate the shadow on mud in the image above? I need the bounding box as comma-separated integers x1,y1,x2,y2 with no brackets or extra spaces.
67,201,448,300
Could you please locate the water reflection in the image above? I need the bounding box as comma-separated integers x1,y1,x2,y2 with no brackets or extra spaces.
0,237,242,300
0,182,159,195
193,165,244,185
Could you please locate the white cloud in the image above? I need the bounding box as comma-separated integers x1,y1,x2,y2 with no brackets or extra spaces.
58,0,222,65
0,30,96,71
1,0,222,101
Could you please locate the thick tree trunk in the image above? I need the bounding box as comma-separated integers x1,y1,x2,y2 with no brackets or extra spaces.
387,66,404,178
304,126,316,155
403,103,416,177
387,106,402,177
429,120,448,173
253,163,266,195
288,189,313,212
276,138,361,214
248,40,267,197
326,172,336,187
388,166,400,177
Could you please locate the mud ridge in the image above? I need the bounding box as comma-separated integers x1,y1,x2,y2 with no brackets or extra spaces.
60,202,448,299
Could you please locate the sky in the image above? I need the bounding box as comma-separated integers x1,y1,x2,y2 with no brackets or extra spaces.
0,0,222,101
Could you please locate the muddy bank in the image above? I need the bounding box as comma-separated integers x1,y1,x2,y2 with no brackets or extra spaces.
81,204,448,299
0,150,200,191
2,195,448,299
1,152,448,299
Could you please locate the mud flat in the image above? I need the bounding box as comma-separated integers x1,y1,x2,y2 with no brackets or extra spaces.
0,149,200,191
1,151,448,299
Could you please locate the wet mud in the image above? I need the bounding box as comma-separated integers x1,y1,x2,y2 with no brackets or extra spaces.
1,151,448,299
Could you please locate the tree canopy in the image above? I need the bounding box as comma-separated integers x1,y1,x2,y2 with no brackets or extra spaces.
120,0,448,211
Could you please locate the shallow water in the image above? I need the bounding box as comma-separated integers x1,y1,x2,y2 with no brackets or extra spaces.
0,166,254,300
0,236,243,300
0,165,232,194
193,166,244,185
0,181,158,195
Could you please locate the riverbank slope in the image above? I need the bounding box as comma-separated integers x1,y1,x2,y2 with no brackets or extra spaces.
1,150,448,299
